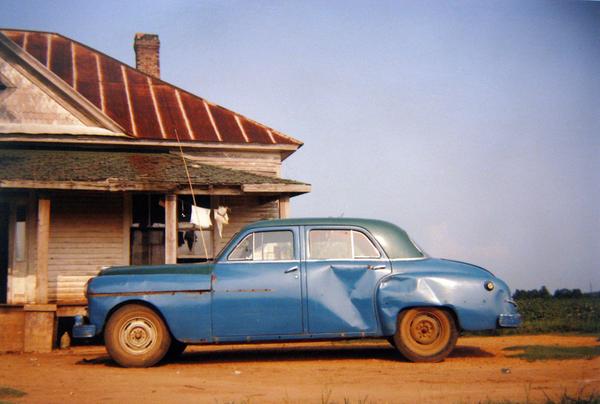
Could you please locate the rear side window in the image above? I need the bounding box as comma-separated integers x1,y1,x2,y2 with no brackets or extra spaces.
308,229,381,260
229,231,294,261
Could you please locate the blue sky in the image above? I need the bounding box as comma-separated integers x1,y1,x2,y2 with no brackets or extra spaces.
2,0,598,292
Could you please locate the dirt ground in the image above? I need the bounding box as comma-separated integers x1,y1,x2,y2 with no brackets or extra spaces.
0,335,598,403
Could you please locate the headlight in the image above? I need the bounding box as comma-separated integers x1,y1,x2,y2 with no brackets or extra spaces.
484,280,495,291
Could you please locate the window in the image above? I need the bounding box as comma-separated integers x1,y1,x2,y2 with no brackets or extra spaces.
229,234,253,261
14,206,27,262
309,229,381,260
353,231,380,258
309,229,351,259
229,231,294,261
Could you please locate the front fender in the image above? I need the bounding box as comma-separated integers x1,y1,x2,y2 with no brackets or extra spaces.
376,274,513,335
87,274,212,342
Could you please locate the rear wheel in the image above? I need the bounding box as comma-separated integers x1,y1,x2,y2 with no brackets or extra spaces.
393,307,458,362
104,304,171,368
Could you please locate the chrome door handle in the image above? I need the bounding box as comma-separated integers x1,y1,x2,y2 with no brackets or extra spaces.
284,266,299,274
368,265,386,270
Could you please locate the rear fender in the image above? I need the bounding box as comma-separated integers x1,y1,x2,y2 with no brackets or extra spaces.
376,274,501,335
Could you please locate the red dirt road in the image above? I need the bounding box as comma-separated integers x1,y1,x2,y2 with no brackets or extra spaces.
0,335,598,403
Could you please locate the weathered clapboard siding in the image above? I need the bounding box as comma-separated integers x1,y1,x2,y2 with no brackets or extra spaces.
48,194,127,303
184,151,282,177
216,196,279,252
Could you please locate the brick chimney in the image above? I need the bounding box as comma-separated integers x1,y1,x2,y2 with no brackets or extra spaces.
134,33,160,78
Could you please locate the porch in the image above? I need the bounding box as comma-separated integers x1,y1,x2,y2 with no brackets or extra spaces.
0,148,310,352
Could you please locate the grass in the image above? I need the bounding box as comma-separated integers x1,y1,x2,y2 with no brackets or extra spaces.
507,297,600,334
544,390,600,404
481,389,600,404
0,387,26,404
503,344,600,361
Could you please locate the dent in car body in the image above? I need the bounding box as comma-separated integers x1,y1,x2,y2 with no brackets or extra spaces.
378,258,517,334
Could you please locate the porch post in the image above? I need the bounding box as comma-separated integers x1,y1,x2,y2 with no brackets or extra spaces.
210,195,220,259
164,194,177,264
35,198,50,304
279,195,290,218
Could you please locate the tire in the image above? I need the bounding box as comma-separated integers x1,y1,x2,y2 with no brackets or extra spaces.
165,339,187,359
393,307,458,363
104,304,171,368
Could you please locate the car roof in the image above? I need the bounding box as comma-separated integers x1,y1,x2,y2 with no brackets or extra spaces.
247,217,392,230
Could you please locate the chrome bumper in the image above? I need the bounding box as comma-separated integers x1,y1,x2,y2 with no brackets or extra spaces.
72,315,97,338
498,313,522,328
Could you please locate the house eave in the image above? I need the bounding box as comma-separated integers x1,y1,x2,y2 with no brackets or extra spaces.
0,180,311,196
0,133,301,156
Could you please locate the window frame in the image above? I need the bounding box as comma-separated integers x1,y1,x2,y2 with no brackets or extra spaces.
227,229,296,262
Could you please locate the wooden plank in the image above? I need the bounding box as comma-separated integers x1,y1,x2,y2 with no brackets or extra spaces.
35,198,50,304
56,305,86,317
164,194,177,264
0,180,176,192
27,192,38,303
0,135,299,153
279,195,290,218
47,194,126,304
241,183,311,194
122,193,132,265
176,187,244,196
210,195,220,258
183,151,282,177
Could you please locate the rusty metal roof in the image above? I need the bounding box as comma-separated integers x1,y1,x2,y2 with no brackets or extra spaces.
0,148,309,193
0,29,301,146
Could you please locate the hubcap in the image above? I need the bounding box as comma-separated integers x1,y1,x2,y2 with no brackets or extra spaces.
119,317,157,355
409,315,440,345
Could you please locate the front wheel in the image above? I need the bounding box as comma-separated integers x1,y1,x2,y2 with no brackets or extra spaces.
393,307,458,363
104,304,171,368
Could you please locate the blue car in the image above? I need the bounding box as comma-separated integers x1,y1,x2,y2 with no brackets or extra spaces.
74,218,521,367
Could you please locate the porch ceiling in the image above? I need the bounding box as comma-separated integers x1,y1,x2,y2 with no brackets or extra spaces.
0,148,311,195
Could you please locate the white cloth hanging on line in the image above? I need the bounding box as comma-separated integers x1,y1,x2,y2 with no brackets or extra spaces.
214,206,230,237
190,205,212,229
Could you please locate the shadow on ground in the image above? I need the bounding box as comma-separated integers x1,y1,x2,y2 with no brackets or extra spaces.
76,343,493,367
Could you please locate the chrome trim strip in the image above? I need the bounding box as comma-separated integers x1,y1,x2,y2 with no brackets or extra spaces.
89,289,210,297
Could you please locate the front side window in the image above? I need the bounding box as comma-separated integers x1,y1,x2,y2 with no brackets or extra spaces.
228,230,294,261
309,229,381,260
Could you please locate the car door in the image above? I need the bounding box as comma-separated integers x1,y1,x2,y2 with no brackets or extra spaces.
211,226,303,337
305,226,391,335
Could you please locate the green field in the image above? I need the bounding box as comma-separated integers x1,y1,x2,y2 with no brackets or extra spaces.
508,297,600,334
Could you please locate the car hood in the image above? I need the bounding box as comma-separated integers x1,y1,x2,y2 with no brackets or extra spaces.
98,263,214,276
88,263,214,295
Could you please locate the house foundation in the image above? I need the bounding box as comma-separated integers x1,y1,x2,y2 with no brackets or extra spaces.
0,304,56,353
